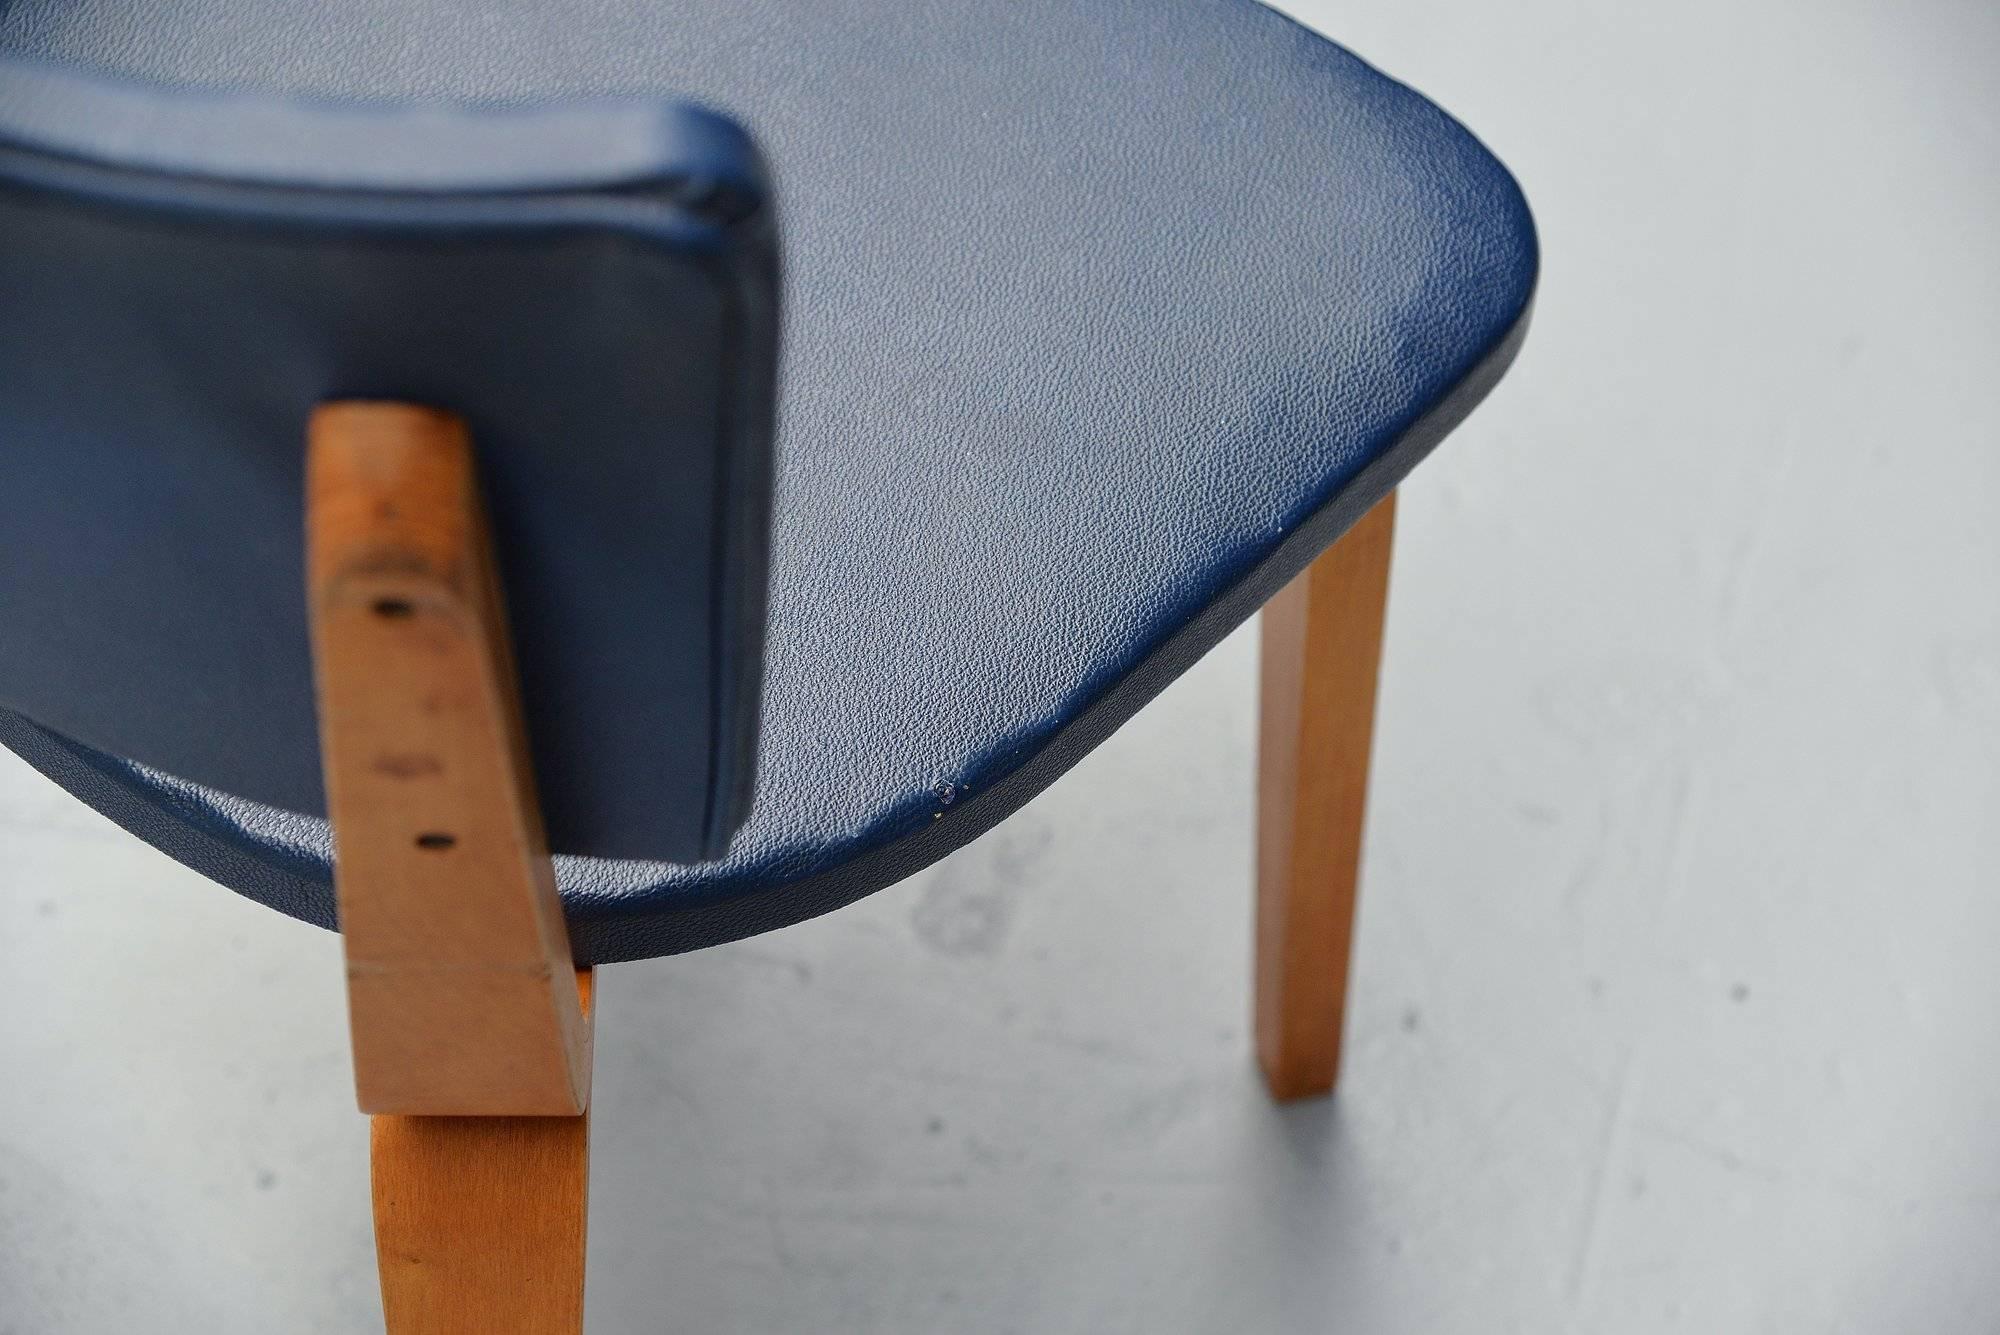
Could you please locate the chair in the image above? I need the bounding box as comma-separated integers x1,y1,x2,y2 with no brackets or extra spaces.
0,2,1535,1329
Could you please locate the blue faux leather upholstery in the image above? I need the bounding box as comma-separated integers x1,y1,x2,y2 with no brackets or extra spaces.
0,57,778,863
0,0,1536,963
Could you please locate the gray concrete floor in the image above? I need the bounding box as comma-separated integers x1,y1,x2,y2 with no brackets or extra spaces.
5,1,1999,1331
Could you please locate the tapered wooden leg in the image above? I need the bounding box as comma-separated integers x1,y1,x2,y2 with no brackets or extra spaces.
370,1114,590,1335
1255,492,1395,1101
370,970,594,1335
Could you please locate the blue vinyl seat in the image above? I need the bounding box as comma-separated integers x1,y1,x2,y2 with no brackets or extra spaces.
0,0,1535,964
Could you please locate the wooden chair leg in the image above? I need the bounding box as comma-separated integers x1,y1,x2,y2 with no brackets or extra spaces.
370,969,594,1335
1255,491,1396,1101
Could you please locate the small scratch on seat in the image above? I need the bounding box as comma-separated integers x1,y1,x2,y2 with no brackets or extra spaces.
1568,1049,1642,1316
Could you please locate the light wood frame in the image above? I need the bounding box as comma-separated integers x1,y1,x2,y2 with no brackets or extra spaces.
301,399,1394,1327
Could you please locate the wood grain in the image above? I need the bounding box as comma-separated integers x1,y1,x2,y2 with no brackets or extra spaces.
1254,491,1396,1101
307,402,591,1116
371,968,594,1335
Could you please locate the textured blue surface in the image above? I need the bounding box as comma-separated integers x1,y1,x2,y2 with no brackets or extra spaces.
0,57,778,863
0,0,1536,963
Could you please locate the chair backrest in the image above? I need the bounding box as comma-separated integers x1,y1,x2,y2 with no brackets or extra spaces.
0,57,780,861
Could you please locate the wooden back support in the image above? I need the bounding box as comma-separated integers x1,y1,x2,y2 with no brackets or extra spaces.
307,403,596,1332
306,402,592,1117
